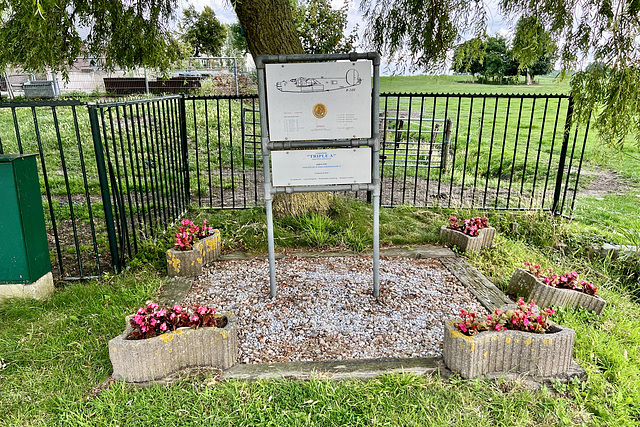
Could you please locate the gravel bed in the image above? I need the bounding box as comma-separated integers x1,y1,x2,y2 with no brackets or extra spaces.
185,255,488,364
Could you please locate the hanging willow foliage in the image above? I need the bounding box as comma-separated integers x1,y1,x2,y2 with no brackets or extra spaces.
0,0,185,79
361,0,640,147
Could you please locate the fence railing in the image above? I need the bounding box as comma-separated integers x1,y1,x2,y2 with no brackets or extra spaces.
0,92,590,280
184,93,588,214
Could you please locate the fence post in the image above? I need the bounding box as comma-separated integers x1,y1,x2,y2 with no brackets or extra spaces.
88,102,120,273
441,118,453,170
551,96,574,216
144,68,150,95
179,94,190,203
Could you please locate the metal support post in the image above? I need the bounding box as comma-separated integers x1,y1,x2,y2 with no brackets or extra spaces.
371,52,381,297
234,57,239,96
257,64,277,297
178,94,190,200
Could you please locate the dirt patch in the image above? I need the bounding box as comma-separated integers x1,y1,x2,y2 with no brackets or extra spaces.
576,168,633,197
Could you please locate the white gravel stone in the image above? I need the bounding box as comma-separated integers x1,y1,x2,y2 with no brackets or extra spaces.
185,256,488,364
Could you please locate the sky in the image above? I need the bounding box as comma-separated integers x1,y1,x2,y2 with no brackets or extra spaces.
182,0,515,73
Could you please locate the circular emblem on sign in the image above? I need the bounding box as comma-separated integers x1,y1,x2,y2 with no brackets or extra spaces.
312,103,327,118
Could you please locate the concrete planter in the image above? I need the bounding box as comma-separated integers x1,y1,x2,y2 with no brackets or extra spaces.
439,225,495,253
109,312,237,382
508,268,606,315
166,230,221,277
443,318,575,379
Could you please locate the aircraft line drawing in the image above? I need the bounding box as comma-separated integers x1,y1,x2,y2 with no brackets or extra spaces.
275,69,361,93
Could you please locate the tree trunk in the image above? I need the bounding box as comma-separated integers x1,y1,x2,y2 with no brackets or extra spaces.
233,0,304,57
233,0,333,218
471,73,475,83
526,69,532,85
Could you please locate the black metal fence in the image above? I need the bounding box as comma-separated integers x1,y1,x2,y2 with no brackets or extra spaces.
184,93,588,214
88,96,190,273
0,92,589,280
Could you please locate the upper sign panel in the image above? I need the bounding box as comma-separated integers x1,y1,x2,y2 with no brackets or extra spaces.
265,61,372,141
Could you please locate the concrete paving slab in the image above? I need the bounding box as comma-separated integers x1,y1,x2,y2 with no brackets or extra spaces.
223,357,444,381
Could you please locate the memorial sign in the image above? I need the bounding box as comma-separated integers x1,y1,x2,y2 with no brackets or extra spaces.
265,61,372,141
271,147,372,187
257,52,380,298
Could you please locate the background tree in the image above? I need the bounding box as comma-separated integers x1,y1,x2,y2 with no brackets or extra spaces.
180,5,227,57
511,16,557,85
229,23,250,55
0,0,183,77
293,0,358,54
451,37,485,83
483,36,509,82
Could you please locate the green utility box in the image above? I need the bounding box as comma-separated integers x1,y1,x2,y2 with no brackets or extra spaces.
0,154,52,287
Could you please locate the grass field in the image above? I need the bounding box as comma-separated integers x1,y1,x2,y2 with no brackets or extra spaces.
1,74,639,425
380,74,572,95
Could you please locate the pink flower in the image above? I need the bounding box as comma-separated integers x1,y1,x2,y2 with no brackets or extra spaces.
494,324,502,331
173,305,183,313
524,262,530,267
190,314,199,323
169,313,176,320
133,314,144,325
458,323,467,333
156,309,167,317
160,322,167,331
147,302,158,310
197,306,207,315
141,325,149,333
150,318,157,327
137,307,146,315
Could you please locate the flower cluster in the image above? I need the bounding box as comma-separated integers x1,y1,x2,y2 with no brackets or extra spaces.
447,216,489,237
524,262,597,296
174,219,214,251
127,302,222,340
456,297,555,336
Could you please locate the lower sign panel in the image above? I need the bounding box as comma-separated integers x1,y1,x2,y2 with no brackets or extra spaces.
271,147,372,187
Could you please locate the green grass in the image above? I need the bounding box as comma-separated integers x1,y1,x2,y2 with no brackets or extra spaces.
2,203,640,425
0,272,162,425
53,375,589,426
380,74,571,95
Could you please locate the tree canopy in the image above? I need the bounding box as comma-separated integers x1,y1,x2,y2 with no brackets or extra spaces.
293,0,358,54
451,37,485,83
180,5,226,57
0,0,184,77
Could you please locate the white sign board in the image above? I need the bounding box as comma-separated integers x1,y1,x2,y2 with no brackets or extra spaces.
271,148,371,187
265,61,372,141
